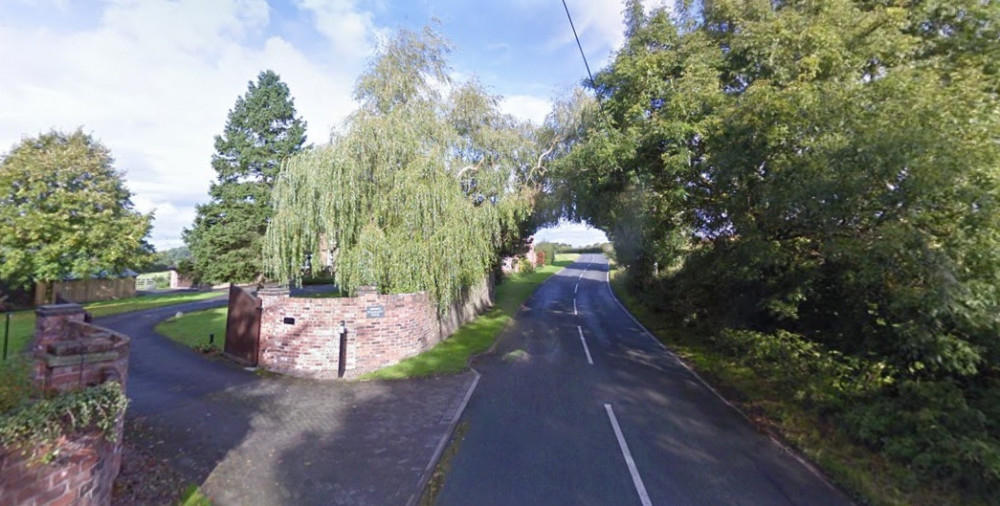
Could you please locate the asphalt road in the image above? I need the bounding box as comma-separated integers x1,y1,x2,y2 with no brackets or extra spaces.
93,296,252,417
436,254,853,506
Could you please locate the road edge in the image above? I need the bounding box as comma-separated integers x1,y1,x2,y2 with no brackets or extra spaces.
406,369,481,506
602,263,852,501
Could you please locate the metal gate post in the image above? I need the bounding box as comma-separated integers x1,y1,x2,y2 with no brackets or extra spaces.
337,320,347,378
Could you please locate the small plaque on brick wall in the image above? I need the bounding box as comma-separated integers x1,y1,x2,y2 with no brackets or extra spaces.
365,305,385,318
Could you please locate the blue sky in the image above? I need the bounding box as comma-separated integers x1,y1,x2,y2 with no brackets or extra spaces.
0,0,669,249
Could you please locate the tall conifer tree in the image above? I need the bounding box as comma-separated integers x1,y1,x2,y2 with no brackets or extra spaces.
185,70,307,284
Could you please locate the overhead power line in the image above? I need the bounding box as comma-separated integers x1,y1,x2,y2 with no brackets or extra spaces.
560,0,609,125
561,0,597,89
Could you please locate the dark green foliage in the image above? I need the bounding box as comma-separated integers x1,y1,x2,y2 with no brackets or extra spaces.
0,382,128,460
0,357,37,413
843,380,1000,494
144,246,192,272
0,130,154,288
184,70,307,284
551,0,1000,498
534,242,557,266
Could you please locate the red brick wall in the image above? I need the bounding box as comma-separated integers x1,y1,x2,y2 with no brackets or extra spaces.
0,429,121,506
258,277,493,379
0,304,130,506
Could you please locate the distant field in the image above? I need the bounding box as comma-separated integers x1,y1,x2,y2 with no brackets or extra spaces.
137,270,170,290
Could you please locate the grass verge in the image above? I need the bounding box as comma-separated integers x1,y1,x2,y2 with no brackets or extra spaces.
1,290,224,357
417,420,470,506
607,267,969,506
359,254,580,380
178,485,212,506
154,307,229,351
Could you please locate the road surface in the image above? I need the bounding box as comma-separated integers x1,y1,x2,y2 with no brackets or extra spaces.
436,254,853,506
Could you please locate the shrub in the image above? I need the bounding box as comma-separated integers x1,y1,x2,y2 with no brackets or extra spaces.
0,356,36,413
842,380,1000,495
710,329,890,409
0,382,128,461
517,257,535,274
535,242,557,266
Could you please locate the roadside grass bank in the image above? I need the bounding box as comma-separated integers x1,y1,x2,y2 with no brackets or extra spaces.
360,254,580,380
178,485,213,506
154,307,228,351
1,290,224,357
608,267,973,506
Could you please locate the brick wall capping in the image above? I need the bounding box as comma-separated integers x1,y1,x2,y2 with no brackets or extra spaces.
258,284,291,297
35,303,86,316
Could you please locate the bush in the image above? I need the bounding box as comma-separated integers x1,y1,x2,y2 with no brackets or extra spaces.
0,356,36,413
711,329,889,409
517,257,535,274
535,242,557,266
0,382,128,460
842,380,1000,495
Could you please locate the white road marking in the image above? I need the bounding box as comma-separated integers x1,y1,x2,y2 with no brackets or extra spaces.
604,404,653,506
573,298,577,316
577,325,593,365
600,255,843,493
574,283,579,294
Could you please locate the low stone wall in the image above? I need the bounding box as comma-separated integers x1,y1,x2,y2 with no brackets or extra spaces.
258,276,493,379
0,304,131,506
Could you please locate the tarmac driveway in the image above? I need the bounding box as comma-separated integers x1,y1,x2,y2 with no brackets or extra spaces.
97,300,475,506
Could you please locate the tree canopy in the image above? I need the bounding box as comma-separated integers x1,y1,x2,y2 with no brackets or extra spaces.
0,130,153,287
551,0,1000,494
184,70,307,284
556,0,1000,379
265,27,539,308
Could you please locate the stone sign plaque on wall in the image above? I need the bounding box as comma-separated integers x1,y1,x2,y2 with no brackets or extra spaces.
365,305,385,318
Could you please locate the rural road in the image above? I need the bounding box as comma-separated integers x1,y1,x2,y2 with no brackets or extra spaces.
436,254,853,506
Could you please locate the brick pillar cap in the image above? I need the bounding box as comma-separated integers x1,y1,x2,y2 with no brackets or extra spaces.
259,284,290,297
36,303,85,316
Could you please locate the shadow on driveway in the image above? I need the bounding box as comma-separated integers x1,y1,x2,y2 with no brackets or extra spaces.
98,300,475,506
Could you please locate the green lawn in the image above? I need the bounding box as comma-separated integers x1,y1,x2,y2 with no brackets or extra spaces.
360,254,579,380
154,307,228,350
1,290,225,357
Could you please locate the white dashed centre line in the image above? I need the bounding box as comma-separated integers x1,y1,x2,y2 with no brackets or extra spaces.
577,325,593,365
605,404,653,506
574,283,579,294
573,298,577,316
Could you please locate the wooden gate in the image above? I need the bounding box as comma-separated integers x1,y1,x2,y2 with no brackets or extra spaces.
224,284,261,366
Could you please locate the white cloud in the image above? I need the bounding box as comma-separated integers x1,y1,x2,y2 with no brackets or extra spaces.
501,94,552,125
0,0,376,250
534,221,609,247
534,0,675,65
296,0,381,63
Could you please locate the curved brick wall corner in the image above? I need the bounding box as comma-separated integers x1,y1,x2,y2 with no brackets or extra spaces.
0,425,123,506
258,276,493,379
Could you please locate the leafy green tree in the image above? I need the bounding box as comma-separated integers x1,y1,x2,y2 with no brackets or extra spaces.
557,0,1000,378
0,130,153,288
184,70,307,284
550,0,1000,494
265,27,538,308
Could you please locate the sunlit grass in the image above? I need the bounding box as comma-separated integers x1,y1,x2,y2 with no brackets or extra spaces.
360,254,579,380
154,307,228,350
1,290,225,356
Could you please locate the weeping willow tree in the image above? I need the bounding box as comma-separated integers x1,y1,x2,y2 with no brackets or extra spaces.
265,26,539,309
